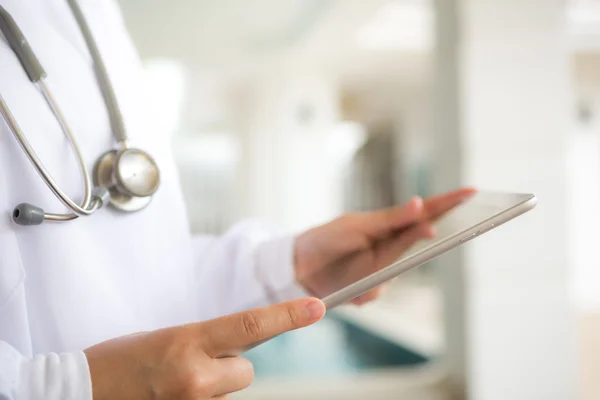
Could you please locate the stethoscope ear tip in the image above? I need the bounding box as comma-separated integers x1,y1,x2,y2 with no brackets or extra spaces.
13,203,44,226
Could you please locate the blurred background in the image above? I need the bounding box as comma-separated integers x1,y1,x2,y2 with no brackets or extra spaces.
116,0,599,399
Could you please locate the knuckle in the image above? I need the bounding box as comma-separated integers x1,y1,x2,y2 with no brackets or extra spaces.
239,312,264,339
284,305,300,327
157,326,180,343
165,326,195,348
184,371,216,397
153,328,187,357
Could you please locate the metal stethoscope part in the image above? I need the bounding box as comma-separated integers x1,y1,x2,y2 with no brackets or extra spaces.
0,0,160,226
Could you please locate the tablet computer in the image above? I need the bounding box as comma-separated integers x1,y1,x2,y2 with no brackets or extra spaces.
231,191,536,356
321,191,537,308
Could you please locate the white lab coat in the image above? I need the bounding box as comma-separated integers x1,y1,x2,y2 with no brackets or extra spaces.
0,1,305,398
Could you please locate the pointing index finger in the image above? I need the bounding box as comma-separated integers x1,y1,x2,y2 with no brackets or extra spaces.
199,298,325,358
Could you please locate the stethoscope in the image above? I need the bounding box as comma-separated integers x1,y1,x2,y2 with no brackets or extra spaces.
0,0,160,226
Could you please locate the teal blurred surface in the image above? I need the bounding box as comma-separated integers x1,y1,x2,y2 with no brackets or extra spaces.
245,315,428,379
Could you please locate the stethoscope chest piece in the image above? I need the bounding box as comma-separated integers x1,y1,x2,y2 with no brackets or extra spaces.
93,148,160,212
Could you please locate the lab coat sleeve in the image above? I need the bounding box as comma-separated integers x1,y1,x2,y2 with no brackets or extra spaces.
0,341,92,400
192,219,312,317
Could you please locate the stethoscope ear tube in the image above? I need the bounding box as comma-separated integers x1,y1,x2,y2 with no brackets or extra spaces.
0,6,46,82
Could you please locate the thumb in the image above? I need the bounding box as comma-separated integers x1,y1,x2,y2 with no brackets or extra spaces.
199,298,326,357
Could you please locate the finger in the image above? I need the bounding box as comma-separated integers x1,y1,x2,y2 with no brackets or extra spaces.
351,284,388,305
200,298,326,357
424,187,476,218
211,357,254,397
373,222,436,270
348,223,435,306
358,197,424,240
423,187,476,220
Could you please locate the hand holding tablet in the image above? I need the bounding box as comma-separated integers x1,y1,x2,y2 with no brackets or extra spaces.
226,188,536,356
294,187,478,305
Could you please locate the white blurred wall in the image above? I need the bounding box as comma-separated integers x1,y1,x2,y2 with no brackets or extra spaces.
232,72,343,232
434,1,579,399
570,54,600,313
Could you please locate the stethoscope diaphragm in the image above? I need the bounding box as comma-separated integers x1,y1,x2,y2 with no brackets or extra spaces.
93,149,160,212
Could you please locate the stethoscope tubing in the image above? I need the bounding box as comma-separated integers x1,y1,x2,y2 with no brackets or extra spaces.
66,0,128,144
0,83,101,220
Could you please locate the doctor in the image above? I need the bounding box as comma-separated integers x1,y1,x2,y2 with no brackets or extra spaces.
0,0,473,399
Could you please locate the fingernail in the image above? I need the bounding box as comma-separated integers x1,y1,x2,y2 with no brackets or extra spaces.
304,300,325,320
412,196,423,210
